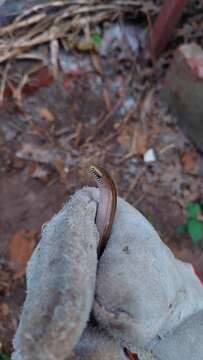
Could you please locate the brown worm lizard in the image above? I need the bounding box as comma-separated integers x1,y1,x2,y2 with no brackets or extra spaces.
89,165,117,258
89,165,138,360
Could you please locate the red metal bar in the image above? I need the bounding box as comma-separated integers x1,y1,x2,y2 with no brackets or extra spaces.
150,0,187,61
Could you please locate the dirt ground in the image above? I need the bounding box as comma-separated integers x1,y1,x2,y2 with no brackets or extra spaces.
0,1,203,355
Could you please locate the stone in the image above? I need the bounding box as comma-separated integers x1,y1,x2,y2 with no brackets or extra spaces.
163,43,203,151
144,148,156,163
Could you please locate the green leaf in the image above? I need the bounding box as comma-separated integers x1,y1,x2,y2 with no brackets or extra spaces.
188,218,203,242
186,202,201,219
176,224,187,234
91,33,103,45
0,354,11,360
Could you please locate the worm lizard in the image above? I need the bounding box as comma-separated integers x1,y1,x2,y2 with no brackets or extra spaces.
89,165,138,360
89,164,117,258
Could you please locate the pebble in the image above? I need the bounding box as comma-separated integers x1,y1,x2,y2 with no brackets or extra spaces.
144,148,156,163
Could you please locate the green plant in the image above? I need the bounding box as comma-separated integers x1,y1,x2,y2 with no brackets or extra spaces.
0,353,11,360
177,202,203,244
91,33,103,45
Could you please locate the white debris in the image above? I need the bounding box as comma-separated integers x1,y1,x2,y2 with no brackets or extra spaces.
31,166,49,179
144,148,156,163
100,23,139,57
120,96,136,115
124,97,136,110
59,52,91,74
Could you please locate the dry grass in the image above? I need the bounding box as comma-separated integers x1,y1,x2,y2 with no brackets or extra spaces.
0,0,200,104
0,0,158,63
0,0,158,103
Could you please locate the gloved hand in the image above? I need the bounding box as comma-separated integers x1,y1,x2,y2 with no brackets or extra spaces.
12,187,203,360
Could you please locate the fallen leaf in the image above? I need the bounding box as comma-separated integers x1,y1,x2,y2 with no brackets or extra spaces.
38,107,55,122
1,303,10,317
23,67,53,94
63,77,75,90
53,159,69,184
91,52,103,75
27,163,50,183
117,123,149,155
140,90,154,122
124,348,138,360
102,88,112,112
134,131,149,155
181,150,197,173
13,159,25,170
75,39,95,51
30,165,50,183
9,229,37,279
117,126,133,152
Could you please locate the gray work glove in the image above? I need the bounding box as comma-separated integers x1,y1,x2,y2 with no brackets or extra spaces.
12,187,203,360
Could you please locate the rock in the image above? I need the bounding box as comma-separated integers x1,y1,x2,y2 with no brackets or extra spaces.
99,23,139,57
144,148,156,163
163,43,203,151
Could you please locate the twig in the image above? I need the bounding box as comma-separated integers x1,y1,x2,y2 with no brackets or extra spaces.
124,167,145,200
96,97,124,133
0,13,46,36
50,39,59,78
0,61,10,104
15,52,48,63
11,63,44,105
0,0,158,66
14,1,67,22
117,151,138,165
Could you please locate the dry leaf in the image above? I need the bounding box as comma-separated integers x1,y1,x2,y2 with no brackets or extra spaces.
136,132,149,155
28,163,50,183
9,229,37,279
131,124,149,155
117,126,133,152
118,124,149,156
23,67,53,94
1,303,10,316
124,348,138,360
102,88,112,112
140,89,154,122
181,150,197,173
38,107,55,122
76,40,95,51
53,159,69,184
91,52,103,75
